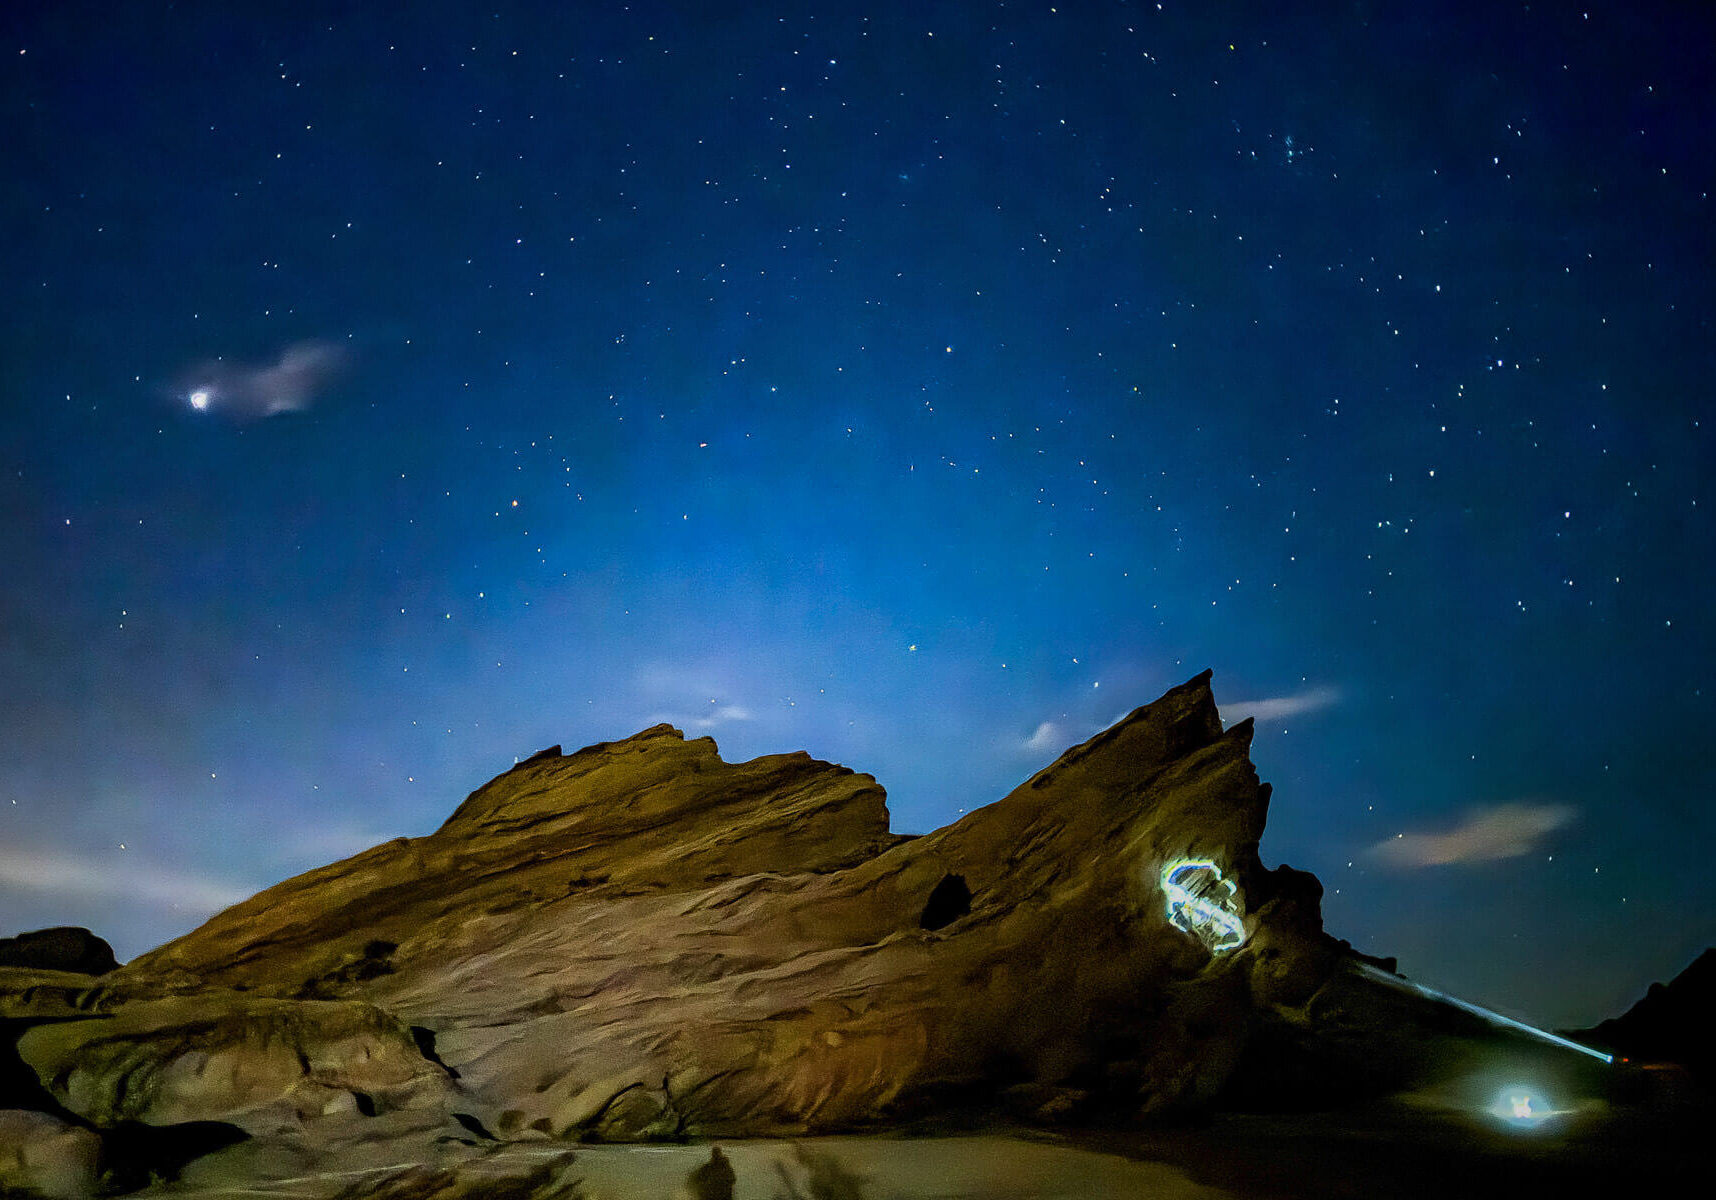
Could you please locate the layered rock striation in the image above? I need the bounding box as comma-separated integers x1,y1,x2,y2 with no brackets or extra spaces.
82,672,1329,1142
5,672,1432,1191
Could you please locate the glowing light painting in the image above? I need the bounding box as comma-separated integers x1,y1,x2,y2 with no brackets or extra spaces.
1487,1084,1571,1128
1160,858,1246,954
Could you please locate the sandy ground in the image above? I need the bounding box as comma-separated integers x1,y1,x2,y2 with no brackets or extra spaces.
154,1092,1710,1199
1072,1101,1709,1198
572,1137,1233,1200
164,1134,1232,1199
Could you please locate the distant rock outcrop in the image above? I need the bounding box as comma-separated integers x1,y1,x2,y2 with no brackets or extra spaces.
1580,948,1716,1080
0,927,118,976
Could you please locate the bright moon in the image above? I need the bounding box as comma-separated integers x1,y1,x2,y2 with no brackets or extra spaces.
189,389,211,410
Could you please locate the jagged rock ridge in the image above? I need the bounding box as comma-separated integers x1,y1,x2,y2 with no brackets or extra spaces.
93,672,1330,1141
2,672,1494,1194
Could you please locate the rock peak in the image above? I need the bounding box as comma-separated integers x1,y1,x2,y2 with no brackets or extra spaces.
23,673,1384,1172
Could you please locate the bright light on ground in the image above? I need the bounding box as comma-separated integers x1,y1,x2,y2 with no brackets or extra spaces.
1488,1084,1571,1128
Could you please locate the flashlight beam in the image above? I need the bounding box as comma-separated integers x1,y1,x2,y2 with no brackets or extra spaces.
1354,963,1613,1064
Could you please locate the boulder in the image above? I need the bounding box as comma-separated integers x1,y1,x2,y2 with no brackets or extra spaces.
0,1108,101,1200
0,928,118,976
15,991,455,1134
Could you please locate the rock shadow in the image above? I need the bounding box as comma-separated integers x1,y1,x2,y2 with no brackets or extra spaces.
770,1143,869,1200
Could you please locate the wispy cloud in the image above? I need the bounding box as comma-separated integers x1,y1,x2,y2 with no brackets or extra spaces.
634,660,760,734
175,339,344,419
683,704,753,731
645,703,755,733
1223,685,1342,725
0,845,251,912
1023,721,1064,754
1366,804,1575,868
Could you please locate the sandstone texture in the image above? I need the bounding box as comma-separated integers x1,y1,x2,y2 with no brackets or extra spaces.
0,672,1614,1192
0,1107,101,1199
106,672,1331,1142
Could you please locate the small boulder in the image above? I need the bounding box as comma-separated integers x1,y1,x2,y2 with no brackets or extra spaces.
0,1109,101,1199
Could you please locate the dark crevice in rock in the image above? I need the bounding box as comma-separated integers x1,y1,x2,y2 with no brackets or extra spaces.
578,1081,647,1139
4,1017,249,1189
919,874,972,931
0,1017,80,1119
101,1119,249,1190
353,1090,377,1116
450,1110,496,1140
409,1025,460,1078
297,938,398,998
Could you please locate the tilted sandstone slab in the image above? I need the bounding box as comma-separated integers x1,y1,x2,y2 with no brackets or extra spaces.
13,989,454,1134
91,671,1336,1141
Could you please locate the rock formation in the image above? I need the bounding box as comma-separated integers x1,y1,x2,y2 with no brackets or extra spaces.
94,671,1329,1141
0,927,118,976
1579,947,1716,1081
0,672,1611,1195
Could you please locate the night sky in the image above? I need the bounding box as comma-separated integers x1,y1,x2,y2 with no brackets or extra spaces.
3,0,1711,1030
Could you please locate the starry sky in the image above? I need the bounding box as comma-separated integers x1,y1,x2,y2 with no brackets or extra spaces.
2,0,1711,1030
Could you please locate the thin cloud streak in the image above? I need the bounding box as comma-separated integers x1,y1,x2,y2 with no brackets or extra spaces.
647,704,754,732
1023,721,1064,754
1223,685,1342,725
0,845,251,912
1367,803,1576,868
175,339,344,419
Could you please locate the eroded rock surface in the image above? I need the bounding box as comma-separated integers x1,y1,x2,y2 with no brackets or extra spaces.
0,1108,101,1200
96,672,1333,1143
12,672,1557,1195
16,991,452,1133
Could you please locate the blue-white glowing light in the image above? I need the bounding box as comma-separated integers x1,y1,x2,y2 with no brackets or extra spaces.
1487,1084,1571,1128
1160,858,1246,954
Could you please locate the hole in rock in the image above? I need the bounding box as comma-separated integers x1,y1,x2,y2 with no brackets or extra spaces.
411,1024,460,1078
352,1090,376,1116
920,873,972,931
452,1110,498,1140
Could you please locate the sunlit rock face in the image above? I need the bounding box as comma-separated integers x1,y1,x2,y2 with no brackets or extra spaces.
12,673,1340,1149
